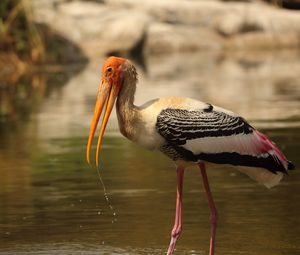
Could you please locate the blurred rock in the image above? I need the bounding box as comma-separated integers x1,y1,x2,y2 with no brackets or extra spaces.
32,0,300,57
106,0,226,26
225,32,300,50
145,24,223,54
214,2,300,35
32,1,150,58
264,0,300,10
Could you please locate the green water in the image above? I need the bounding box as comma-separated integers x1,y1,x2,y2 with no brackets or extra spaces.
0,52,300,254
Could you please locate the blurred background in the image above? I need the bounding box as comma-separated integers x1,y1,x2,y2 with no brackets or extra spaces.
0,0,300,254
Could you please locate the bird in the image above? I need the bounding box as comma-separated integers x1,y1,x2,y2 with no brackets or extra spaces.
86,56,295,255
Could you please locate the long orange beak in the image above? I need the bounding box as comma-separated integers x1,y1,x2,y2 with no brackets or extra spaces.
86,79,120,167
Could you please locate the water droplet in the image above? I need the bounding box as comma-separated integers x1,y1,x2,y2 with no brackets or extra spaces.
96,167,118,225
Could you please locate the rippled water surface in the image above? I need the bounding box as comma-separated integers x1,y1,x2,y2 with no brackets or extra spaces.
0,52,300,255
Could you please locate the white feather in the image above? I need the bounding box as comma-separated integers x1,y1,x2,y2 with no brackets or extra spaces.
238,166,284,188
182,133,262,156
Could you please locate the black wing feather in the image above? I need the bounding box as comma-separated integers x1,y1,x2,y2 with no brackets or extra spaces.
156,108,253,145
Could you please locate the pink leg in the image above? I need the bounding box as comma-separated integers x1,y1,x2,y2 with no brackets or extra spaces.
167,166,185,255
199,162,217,255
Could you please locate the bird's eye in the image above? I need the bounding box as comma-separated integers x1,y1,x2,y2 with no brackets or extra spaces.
106,67,113,73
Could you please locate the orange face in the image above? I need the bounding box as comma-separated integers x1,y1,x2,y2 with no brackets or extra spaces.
86,56,127,167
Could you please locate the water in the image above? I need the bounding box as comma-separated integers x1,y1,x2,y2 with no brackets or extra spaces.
0,51,300,255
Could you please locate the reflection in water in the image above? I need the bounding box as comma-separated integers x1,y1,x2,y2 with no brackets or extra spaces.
30,50,300,143
0,66,85,125
144,50,300,125
0,51,300,254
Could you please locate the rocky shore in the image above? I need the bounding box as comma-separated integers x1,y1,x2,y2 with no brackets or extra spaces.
32,0,300,59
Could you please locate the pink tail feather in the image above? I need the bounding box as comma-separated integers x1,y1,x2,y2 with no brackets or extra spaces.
255,130,293,171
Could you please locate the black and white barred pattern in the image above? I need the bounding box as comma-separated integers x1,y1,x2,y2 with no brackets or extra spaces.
157,107,253,146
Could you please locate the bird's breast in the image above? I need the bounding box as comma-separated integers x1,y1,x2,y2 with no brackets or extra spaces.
133,96,211,151
133,112,165,150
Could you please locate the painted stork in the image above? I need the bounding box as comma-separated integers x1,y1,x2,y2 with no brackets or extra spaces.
86,56,294,255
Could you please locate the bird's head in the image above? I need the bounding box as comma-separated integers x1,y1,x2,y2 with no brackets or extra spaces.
86,56,134,167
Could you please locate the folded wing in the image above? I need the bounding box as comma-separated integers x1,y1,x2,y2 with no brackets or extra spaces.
156,106,294,174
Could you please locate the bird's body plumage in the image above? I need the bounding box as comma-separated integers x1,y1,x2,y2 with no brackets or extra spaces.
116,95,293,187
87,57,294,255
